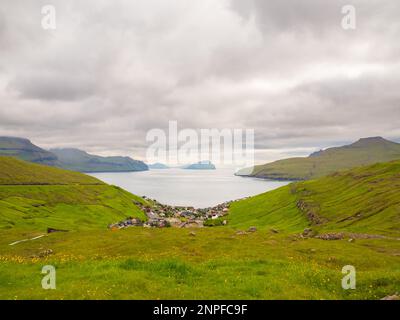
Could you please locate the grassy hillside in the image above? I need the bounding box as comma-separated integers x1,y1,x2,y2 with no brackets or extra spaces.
0,158,399,300
228,187,309,232
50,148,148,173
0,136,58,166
237,137,400,180
0,157,147,232
230,160,400,237
0,157,102,185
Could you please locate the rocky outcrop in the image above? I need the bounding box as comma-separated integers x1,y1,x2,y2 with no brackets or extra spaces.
315,233,345,240
304,231,399,241
381,293,399,300
296,200,328,225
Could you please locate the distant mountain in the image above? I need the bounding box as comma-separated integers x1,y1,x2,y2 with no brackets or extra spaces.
148,163,169,169
50,148,148,173
184,160,216,170
0,136,58,166
236,137,400,180
0,137,148,173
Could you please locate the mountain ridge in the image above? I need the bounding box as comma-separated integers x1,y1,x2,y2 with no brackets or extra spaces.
50,148,149,173
0,136,148,173
0,136,59,166
236,136,400,180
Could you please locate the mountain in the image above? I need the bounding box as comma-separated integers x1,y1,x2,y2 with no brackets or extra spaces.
0,136,58,166
236,137,400,180
148,163,169,169
0,157,147,231
0,137,149,173
49,148,148,173
184,160,216,170
230,159,400,237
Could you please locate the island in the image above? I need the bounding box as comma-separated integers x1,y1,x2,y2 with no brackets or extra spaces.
183,160,216,170
148,163,170,169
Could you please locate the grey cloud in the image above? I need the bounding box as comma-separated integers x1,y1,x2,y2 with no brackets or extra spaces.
0,0,399,163
10,73,97,101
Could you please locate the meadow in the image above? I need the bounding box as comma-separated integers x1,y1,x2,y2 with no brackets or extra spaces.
1,228,399,300
0,157,399,300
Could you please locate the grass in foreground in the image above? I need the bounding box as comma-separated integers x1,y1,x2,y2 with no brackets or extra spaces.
0,228,399,300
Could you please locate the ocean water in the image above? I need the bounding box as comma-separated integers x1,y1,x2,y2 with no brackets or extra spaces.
90,168,290,208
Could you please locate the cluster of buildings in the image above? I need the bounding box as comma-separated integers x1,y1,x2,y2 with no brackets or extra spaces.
108,197,231,230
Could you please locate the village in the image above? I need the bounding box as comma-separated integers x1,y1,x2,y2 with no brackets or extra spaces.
108,196,232,230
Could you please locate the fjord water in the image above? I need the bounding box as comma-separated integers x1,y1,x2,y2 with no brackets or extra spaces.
90,168,289,208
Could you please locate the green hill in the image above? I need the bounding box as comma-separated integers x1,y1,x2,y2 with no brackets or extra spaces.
0,157,147,232
50,148,149,173
0,157,102,185
237,137,400,180
0,136,58,166
230,160,400,237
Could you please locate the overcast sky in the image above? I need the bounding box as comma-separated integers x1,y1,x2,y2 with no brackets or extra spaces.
1,0,400,164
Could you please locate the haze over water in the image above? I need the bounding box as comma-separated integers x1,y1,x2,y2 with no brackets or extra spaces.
90,168,290,208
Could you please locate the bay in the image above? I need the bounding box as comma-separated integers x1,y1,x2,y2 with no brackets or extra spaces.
90,168,290,208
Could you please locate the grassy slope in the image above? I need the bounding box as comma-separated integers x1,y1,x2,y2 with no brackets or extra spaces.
243,137,400,180
0,158,399,300
228,187,309,232
0,157,147,232
0,157,102,185
230,160,400,237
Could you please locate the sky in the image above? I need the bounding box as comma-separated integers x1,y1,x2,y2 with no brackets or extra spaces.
0,0,400,164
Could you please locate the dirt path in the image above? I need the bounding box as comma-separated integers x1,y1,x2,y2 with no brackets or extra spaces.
9,234,46,246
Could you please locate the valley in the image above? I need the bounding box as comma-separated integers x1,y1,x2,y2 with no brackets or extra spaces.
0,156,399,299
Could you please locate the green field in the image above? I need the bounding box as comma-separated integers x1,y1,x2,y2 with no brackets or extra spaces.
0,157,399,300
1,228,399,300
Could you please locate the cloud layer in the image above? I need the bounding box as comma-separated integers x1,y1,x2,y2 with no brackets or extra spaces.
0,0,399,163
